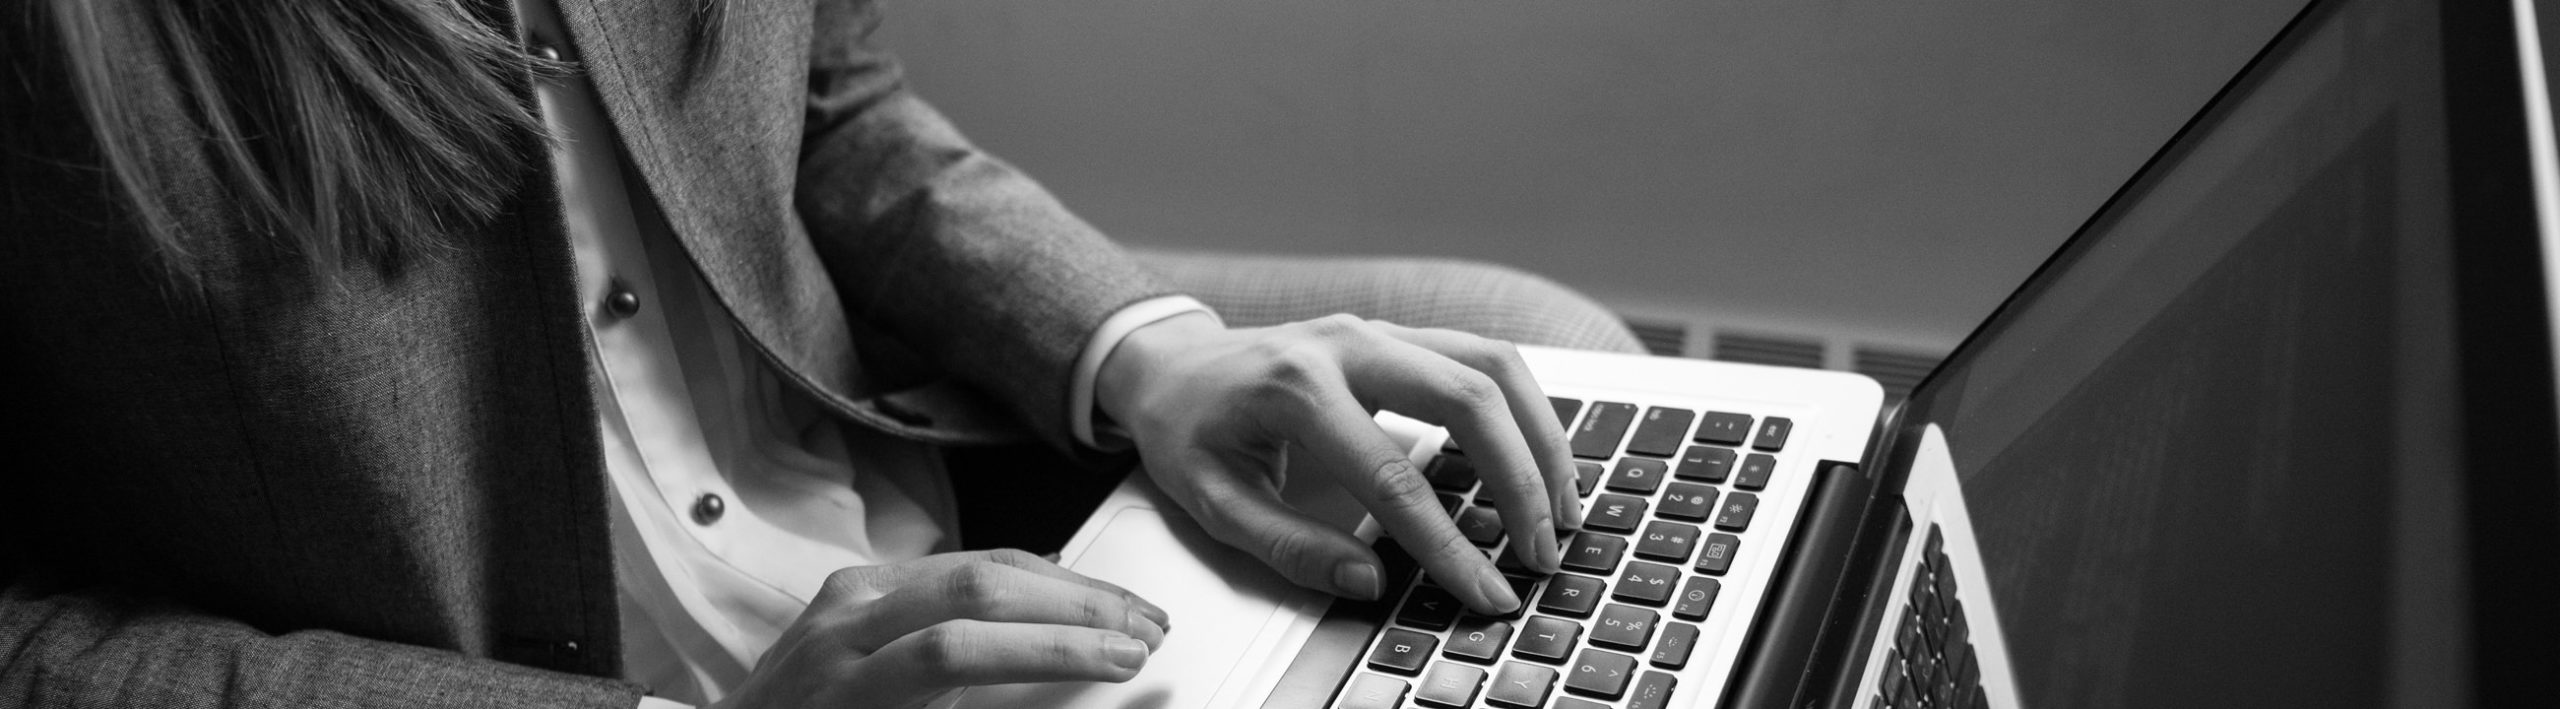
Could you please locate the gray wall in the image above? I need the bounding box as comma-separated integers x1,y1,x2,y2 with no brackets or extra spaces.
879,0,2304,348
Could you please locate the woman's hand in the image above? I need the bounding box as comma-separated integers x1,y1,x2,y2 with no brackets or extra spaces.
1096,313,1581,615
714,550,1169,709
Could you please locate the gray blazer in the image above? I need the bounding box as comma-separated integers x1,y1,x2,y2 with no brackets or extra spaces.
0,0,1165,704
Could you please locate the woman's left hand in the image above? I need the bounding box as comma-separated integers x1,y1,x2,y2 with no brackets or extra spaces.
1094,313,1581,616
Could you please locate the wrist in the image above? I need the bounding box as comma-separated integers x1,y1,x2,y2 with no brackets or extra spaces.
1094,311,1222,430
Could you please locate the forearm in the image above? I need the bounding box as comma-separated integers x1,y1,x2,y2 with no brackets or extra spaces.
0,577,641,708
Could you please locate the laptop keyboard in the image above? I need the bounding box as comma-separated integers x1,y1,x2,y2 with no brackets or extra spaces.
1332,397,1796,709
1869,525,1987,709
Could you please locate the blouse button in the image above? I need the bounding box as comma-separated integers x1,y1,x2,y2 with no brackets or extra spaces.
605,284,641,318
691,493,725,526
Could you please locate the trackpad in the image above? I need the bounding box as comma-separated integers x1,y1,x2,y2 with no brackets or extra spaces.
948,505,1310,709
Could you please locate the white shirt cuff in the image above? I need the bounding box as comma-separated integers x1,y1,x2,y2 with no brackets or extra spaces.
1070,295,1219,450
637,697,693,709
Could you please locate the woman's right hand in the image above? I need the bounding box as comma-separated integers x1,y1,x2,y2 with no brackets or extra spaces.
713,549,1170,709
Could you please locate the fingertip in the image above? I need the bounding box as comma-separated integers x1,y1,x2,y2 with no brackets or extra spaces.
1473,565,1522,615
1104,635,1150,675
1332,560,1383,600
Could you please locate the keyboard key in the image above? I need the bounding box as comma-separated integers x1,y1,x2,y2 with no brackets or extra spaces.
1436,493,1464,517
1714,492,1759,531
1585,494,1649,534
1605,457,1669,495
1634,521,1701,562
1444,616,1514,664
1339,673,1410,709
1626,671,1678,709
1549,397,1585,432
1571,402,1638,459
1694,533,1740,575
1589,604,1660,652
1373,538,1420,589
1367,628,1439,675
1513,616,1582,663
1625,407,1694,458
1397,586,1463,630
1657,483,1718,522
1491,575,1539,620
1692,412,1753,445
1651,622,1701,669
1673,446,1736,483
1485,662,1559,709
1612,561,1679,606
1752,416,1793,451
1536,573,1606,618
1672,577,1720,621
1564,649,1638,699
1425,456,1478,492
1561,533,1629,575
1414,662,1486,708
1573,461,1604,497
1735,454,1777,490
1457,507,1506,548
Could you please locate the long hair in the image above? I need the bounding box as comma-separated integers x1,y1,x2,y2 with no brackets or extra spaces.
38,0,554,279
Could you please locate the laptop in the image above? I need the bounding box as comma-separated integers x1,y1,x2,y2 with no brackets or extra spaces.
946,0,2560,706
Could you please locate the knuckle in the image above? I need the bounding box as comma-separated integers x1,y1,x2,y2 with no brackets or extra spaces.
1304,313,1364,339
913,622,976,676
1442,370,1500,410
1371,458,1433,501
984,548,1043,569
1260,524,1320,571
945,562,1009,612
1076,591,1127,629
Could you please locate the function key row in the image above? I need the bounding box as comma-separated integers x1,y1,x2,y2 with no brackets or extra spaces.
1569,402,1795,461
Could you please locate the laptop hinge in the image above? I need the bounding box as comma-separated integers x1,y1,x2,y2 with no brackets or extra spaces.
1717,458,1883,709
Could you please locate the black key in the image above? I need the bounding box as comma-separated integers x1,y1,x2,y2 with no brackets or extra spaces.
1485,662,1559,709
1492,575,1539,620
1657,483,1717,522
1444,616,1514,664
1549,397,1585,432
1612,561,1679,606
1692,412,1753,445
1588,604,1659,652
1634,521,1701,562
1573,461,1604,497
1944,599,1971,657
1424,456,1478,492
1414,662,1487,709
1512,616,1582,663
1436,493,1465,517
1604,457,1669,495
1367,628,1439,675
1560,533,1628,576
1584,494,1649,534
1672,577,1720,621
1571,402,1638,459
1895,608,1923,654
1554,699,1612,709
1397,586,1463,630
1339,673,1411,709
1536,573,1607,618
1563,649,1638,699
1735,454,1777,490
1373,538,1420,589
1714,492,1759,531
1650,622,1701,669
1626,671,1677,709
1752,416,1793,451
1673,446,1736,482
1457,507,1506,548
1694,533,1740,575
1473,485,1501,506
1625,407,1694,458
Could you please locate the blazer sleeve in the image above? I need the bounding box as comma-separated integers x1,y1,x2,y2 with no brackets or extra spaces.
794,0,1177,454
0,577,644,708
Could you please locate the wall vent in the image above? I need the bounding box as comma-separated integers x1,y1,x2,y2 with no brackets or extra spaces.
1711,331,1826,369
1623,318,1692,357
1851,345,1941,400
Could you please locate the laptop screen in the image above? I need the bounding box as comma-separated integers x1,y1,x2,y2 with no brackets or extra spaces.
1899,0,2492,705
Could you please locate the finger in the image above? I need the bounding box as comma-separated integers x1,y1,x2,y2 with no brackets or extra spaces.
1375,324,1583,532
1176,464,1381,601
1270,355,1519,615
848,559,1167,652
1326,326,1561,576
853,620,1148,699
969,548,1172,630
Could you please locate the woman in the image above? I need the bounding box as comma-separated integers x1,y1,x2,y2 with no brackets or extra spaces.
0,0,1638,706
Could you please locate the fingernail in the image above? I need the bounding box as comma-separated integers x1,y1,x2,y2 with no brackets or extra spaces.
1105,636,1150,672
1127,607,1166,649
1476,566,1521,614
1554,495,1584,530
1131,595,1171,630
1334,561,1383,600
